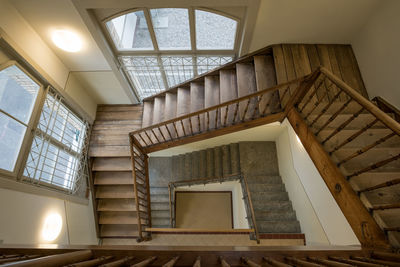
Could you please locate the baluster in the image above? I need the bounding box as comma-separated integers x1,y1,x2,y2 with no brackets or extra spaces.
151,129,160,143
138,133,149,147
66,256,115,267
172,122,179,138
285,257,322,267
252,94,262,118
279,86,291,108
309,89,343,128
321,107,364,145
207,111,210,131
180,120,187,136
215,108,219,129
329,118,378,154
144,131,154,145
350,256,399,267
371,203,400,211
193,256,201,267
303,90,329,120
329,256,381,267
219,256,230,267
298,77,326,113
162,256,180,267
263,257,291,267
241,257,261,267
241,99,251,121
189,117,194,135
358,178,400,193
307,257,350,267
223,105,229,126
315,98,352,136
197,114,201,133
337,132,395,166
232,102,239,124
165,125,173,141
101,256,135,267
157,127,166,142
261,93,274,115
347,153,400,179
131,256,157,267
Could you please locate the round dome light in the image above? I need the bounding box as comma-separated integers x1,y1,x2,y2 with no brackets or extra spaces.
51,29,82,52
42,213,63,242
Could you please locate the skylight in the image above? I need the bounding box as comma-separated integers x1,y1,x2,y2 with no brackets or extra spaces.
105,8,239,99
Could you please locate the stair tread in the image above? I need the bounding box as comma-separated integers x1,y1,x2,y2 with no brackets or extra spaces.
96,185,135,199
94,171,133,185
97,199,137,212
89,145,130,157
99,211,142,225
92,157,132,171
100,224,139,237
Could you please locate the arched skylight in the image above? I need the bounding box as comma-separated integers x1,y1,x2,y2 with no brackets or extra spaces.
105,8,239,99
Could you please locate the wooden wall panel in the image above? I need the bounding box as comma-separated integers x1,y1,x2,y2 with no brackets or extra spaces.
272,44,368,100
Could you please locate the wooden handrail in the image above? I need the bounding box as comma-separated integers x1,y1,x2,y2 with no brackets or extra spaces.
320,67,400,136
373,96,400,122
242,174,260,244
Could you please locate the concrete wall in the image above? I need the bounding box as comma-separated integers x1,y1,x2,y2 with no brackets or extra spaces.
277,120,360,246
351,0,400,109
0,0,97,121
0,187,97,245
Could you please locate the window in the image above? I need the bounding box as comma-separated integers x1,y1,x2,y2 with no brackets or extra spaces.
105,8,238,99
23,90,89,193
0,63,40,171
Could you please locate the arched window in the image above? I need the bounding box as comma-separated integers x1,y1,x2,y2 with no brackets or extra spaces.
105,8,239,99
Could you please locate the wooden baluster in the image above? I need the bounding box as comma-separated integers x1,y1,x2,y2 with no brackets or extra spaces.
189,117,194,135
373,250,400,262
241,257,261,267
131,256,157,267
232,102,239,124
162,256,179,267
0,255,39,265
307,257,351,267
206,111,210,131
215,108,219,129
138,133,149,147
329,256,381,267
151,129,161,143
129,137,143,241
100,256,135,267
347,153,400,179
351,256,400,267
315,98,352,136
144,131,154,145
263,257,292,267
261,91,277,115
337,132,396,166
180,120,187,136
309,89,343,128
157,127,166,142
165,125,173,141
298,77,326,113
285,257,322,267
219,256,230,267
241,98,251,121
329,118,378,154
197,114,201,133
144,154,152,233
8,250,93,267
321,107,364,145
223,105,229,126
193,256,201,267
172,122,179,138
67,256,114,267
303,89,328,120
358,178,400,193
252,94,262,118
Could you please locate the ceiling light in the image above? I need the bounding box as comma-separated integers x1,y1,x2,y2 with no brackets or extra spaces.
42,213,62,242
51,30,82,52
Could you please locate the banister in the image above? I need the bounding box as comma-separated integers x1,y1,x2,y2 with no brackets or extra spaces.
320,67,400,136
373,96,400,122
241,174,260,244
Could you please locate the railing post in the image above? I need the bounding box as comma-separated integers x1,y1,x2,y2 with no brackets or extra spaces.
144,153,152,237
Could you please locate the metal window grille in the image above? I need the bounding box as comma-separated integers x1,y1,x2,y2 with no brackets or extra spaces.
121,55,233,98
23,89,90,194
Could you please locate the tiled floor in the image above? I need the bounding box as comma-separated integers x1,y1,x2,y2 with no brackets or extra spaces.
102,234,304,246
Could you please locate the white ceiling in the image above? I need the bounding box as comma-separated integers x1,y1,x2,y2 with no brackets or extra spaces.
10,0,384,105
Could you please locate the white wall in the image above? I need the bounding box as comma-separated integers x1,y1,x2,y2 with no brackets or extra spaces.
0,187,98,245
176,181,249,229
278,120,360,246
351,0,400,109
275,126,329,245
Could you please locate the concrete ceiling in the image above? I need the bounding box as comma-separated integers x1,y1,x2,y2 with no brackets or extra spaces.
10,0,384,105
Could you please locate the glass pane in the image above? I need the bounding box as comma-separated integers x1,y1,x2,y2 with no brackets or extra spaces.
106,11,153,50
161,56,194,87
150,8,191,50
0,112,26,171
120,56,165,98
195,10,237,50
0,65,40,124
197,56,233,75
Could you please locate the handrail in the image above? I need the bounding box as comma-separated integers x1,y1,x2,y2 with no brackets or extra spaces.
373,96,400,122
241,174,260,244
320,67,400,136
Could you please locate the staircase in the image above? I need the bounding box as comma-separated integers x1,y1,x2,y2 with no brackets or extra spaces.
89,105,145,239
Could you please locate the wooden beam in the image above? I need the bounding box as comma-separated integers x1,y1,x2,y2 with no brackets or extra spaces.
144,113,284,153
286,108,389,248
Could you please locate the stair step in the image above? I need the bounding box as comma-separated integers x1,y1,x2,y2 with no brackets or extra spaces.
94,171,133,185
100,224,139,238
230,143,240,174
89,145,130,157
152,210,170,218
96,185,135,199
151,202,169,211
362,184,400,206
97,199,136,212
150,187,169,195
251,191,289,201
151,194,169,203
165,92,177,139
99,211,140,225
176,87,190,136
95,110,142,121
257,220,301,233
90,134,129,146
248,184,285,192
204,76,220,129
219,69,238,124
221,145,231,176
350,172,400,191
92,157,131,171
142,101,154,128
246,175,283,184
252,200,293,211
214,146,223,178
236,63,258,121
152,218,171,228
254,210,297,221
308,113,386,131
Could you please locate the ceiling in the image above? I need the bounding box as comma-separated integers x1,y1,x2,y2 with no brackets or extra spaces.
10,0,383,105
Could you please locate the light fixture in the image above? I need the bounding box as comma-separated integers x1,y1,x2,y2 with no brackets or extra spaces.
42,213,62,242
51,29,82,52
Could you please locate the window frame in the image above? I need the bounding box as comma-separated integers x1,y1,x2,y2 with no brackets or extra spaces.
102,7,242,99
0,60,45,179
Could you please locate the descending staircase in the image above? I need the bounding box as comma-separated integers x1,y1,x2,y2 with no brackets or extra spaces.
148,142,301,235
89,105,144,239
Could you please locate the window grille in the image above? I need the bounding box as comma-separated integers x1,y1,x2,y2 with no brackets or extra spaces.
23,89,90,194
